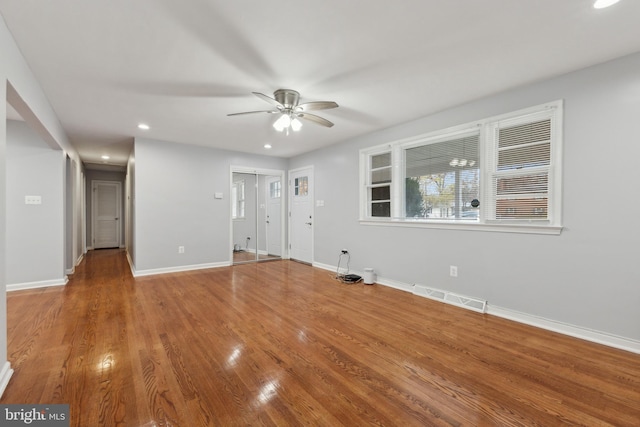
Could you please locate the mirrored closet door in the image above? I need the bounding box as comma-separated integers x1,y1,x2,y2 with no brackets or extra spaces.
232,170,284,264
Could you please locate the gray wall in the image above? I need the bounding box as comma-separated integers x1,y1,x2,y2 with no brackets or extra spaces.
126,148,136,265
132,138,287,273
0,83,6,370
85,169,126,248
6,120,65,285
1,14,82,395
290,52,640,342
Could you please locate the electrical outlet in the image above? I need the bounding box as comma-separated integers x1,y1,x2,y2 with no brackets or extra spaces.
178,246,185,254
341,248,348,254
450,265,458,277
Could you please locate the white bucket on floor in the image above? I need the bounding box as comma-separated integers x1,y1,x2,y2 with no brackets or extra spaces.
363,268,375,285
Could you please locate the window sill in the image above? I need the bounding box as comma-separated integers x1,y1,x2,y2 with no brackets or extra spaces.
359,219,563,235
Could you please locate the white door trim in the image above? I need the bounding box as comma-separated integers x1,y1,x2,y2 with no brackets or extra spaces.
288,165,314,264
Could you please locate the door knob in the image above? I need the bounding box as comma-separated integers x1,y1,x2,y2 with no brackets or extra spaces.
305,222,312,226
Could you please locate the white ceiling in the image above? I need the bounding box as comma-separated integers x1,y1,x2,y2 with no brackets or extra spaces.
2,0,640,167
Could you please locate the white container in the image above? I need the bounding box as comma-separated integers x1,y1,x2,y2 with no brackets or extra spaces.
363,268,375,285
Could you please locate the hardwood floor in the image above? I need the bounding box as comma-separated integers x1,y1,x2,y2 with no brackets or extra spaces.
2,249,639,426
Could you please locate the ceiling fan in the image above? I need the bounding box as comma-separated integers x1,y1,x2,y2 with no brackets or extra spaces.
228,89,338,133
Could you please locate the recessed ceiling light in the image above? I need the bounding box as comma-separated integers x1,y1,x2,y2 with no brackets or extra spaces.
264,143,272,149
101,155,110,160
138,123,150,130
594,0,620,9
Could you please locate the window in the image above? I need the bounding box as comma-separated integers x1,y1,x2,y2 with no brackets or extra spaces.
360,101,563,234
404,131,480,220
232,180,245,219
366,151,392,217
270,180,281,199
486,115,554,222
294,176,308,196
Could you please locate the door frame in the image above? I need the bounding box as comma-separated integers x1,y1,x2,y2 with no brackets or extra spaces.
288,165,314,264
91,180,122,249
230,166,286,262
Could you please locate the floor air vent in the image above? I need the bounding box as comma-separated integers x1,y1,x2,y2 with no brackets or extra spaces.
413,285,487,313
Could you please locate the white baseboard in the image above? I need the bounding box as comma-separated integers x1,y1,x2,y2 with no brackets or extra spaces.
0,361,14,398
7,277,68,292
132,261,231,277
311,261,640,354
487,305,640,355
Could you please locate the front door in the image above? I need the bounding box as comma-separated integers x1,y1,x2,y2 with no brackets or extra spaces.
289,167,313,264
92,181,121,249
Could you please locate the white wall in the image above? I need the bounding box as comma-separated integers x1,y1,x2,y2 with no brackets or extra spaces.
6,120,66,287
132,138,287,274
290,52,640,345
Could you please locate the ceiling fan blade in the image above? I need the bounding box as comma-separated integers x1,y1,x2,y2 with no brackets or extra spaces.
298,112,334,128
252,92,284,109
296,101,339,112
227,109,279,116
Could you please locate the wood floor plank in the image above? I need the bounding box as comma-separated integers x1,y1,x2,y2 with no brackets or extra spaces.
2,249,639,426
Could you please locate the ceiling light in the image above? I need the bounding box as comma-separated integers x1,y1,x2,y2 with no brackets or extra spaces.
272,114,288,132
137,123,150,130
101,155,110,160
263,143,272,149
290,118,303,132
593,0,620,8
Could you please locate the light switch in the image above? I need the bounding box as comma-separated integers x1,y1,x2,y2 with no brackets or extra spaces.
214,192,223,199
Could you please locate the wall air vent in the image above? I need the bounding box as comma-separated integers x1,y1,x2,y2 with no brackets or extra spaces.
412,285,487,313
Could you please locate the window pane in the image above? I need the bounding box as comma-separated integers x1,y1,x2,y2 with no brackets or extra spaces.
294,176,308,196
497,119,551,171
371,185,390,201
499,119,550,148
405,134,479,220
270,181,281,198
371,202,391,217
371,167,391,184
371,152,391,169
498,143,550,171
496,198,548,219
497,174,548,195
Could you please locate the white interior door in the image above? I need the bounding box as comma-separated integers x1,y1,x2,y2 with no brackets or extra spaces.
93,181,121,249
289,167,313,264
266,176,282,256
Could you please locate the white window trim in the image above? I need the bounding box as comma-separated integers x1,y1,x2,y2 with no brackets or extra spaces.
359,100,564,235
